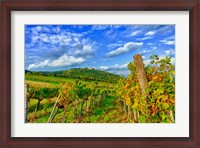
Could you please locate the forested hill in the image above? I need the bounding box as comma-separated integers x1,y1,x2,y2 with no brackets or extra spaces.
25,68,122,83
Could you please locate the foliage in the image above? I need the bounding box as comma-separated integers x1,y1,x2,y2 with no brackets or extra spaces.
27,85,59,101
118,55,175,123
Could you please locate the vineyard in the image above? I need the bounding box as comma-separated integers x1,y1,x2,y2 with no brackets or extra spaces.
25,54,175,123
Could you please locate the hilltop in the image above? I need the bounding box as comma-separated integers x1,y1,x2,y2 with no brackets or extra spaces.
25,68,122,83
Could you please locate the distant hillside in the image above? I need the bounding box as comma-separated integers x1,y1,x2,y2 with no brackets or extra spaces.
25,68,122,83
25,70,33,74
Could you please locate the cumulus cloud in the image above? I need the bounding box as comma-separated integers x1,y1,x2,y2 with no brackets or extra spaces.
98,63,130,76
27,55,85,70
99,63,128,71
49,55,85,67
73,45,95,57
27,60,50,69
106,42,143,57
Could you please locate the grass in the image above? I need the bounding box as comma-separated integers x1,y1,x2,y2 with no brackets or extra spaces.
26,80,60,87
25,74,116,87
26,74,75,84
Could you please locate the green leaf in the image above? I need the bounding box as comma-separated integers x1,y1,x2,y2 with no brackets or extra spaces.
139,115,146,123
161,113,168,121
162,103,169,110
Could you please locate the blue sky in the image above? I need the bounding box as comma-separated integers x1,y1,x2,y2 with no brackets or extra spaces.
25,25,175,76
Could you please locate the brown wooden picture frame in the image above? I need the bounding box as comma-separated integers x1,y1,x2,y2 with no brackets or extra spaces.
0,0,199,147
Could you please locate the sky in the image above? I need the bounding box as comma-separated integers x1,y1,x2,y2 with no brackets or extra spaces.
25,25,175,76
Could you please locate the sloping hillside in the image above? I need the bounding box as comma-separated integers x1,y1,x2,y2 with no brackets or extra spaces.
25,68,122,83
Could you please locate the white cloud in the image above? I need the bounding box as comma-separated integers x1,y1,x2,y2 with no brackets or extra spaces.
159,55,167,60
160,40,175,45
107,68,130,76
142,56,146,59
136,30,156,41
32,36,40,43
165,35,175,40
159,55,175,64
27,55,85,69
112,25,122,29
99,63,128,71
40,34,49,43
73,37,80,44
53,26,61,33
147,43,156,46
50,55,85,67
62,37,72,44
152,46,157,50
73,45,95,57
92,25,110,30
106,42,143,57
98,63,130,76
137,36,153,41
29,28,84,46
143,60,151,65
142,50,147,53
113,63,128,69
130,30,142,36
49,35,61,44
160,35,175,45
27,60,50,69
99,66,109,70
31,26,50,35
43,26,50,32
35,26,42,32
145,31,156,36
108,43,123,49
31,34,72,45
165,50,170,54
171,57,175,64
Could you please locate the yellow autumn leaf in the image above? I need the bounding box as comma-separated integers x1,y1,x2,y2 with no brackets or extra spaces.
125,97,131,106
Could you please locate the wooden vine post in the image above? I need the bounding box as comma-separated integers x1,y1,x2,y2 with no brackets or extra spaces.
134,54,148,97
24,84,28,123
47,95,60,123
133,54,148,122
